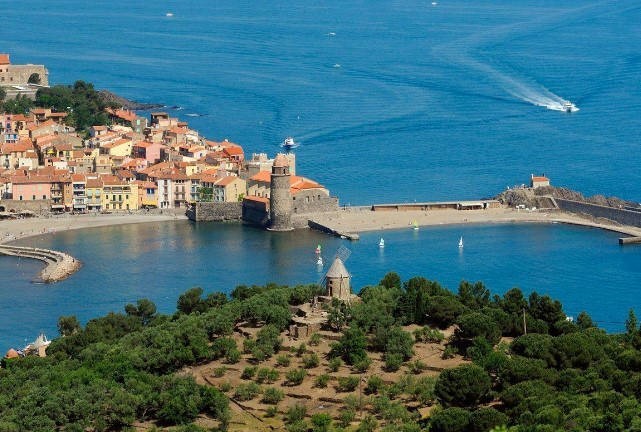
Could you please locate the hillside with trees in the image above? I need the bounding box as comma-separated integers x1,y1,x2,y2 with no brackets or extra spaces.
2,276,641,431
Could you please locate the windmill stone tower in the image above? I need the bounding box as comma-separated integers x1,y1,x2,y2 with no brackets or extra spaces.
268,153,293,231
325,257,351,300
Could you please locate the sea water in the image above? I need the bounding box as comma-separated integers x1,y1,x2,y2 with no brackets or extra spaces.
1,0,641,346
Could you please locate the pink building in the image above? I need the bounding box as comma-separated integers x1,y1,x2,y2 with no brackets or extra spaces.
133,141,165,164
11,175,53,201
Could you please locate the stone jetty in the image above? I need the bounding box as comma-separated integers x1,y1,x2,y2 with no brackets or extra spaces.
0,245,80,283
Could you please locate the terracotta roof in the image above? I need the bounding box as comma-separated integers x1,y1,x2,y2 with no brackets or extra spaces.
102,138,131,149
101,174,125,186
86,177,103,188
1,140,34,154
0,54,10,65
107,108,137,122
223,145,244,156
5,348,19,359
71,173,86,182
27,119,55,131
249,170,271,183
532,176,549,182
215,176,238,187
244,195,269,204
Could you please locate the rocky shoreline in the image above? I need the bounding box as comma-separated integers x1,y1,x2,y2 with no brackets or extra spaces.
97,89,164,111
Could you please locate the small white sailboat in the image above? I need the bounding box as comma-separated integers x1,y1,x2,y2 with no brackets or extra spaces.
413,220,419,230
317,256,323,266
315,244,322,254
379,238,385,248
458,236,464,248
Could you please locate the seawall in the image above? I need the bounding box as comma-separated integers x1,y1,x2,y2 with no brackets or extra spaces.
0,245,80,283
555,198,641,228
186,202,242,222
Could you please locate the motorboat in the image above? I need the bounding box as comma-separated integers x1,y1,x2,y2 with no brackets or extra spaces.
166,12,174,17
562,101,578,113
317,256,323,266
282,136,298,149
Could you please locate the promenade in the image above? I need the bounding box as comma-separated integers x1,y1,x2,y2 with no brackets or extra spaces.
0,212,187,244
308,206,641,239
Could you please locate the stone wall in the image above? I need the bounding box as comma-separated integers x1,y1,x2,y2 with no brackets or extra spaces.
292,190,339,215
186,202,242,221
556,199,641,227
0,199,51,215
242,199,269,227
269,173,292,230
1,65,49,86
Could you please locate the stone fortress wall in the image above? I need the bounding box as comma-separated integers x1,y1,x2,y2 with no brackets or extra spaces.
555,198,641,228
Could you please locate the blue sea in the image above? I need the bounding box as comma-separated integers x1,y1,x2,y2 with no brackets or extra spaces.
2,0,641,346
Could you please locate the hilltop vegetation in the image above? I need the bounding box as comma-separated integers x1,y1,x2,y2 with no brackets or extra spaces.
1,80,120,131
2,277,641,431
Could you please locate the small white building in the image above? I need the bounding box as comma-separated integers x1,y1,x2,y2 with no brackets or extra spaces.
530,174,550,189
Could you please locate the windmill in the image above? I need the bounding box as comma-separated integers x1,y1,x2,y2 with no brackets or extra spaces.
317,245,352,300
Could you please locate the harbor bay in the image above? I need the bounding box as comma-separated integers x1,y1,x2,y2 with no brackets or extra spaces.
2,220,641,348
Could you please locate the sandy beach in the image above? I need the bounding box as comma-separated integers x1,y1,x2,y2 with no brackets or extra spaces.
0,212,188,245
309,206,641,238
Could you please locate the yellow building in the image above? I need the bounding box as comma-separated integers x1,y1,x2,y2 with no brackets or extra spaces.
101,138,133,157
101,175,139,211
85,176,103,212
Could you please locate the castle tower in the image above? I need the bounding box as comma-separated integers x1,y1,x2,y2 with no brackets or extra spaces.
325,257,351,300
269,153,293,231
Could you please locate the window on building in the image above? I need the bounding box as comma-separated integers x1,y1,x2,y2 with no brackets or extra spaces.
32,195,36,200
19,195,22,200
42,195,46,200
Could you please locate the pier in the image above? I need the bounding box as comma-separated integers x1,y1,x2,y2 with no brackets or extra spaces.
0,245,80,282
619,237,641,245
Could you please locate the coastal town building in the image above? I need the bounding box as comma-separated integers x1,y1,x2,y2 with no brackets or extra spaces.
0,54,49,100
531,174,550,189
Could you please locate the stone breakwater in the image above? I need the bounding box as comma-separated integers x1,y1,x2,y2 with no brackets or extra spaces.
0,245,80,283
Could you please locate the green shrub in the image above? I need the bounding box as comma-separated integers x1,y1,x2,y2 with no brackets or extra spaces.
385,353,404,372
309,333,322,346
285,404,308,424
357,415,378,432
276,354,292,367
296,343,307,357
353,356,372,373
311,413,332,432
366,376,384,394
233,382,261,401
328,357,343,372
265,406,278,418
442,346,457,359
429,407,471,432
412,376,436,405
243,338,256,354
303,353,320,369
213,366,227,377
315,374,330,388
256,367,279,384
337,376,360,392
241,366,257,380
287,421,309,432
338,408,356,427
219,380,233,392
262,387,285,404
252,346,268,362
225,348,241,364
408,359,427,374
285,368,307,386
435,364,491,407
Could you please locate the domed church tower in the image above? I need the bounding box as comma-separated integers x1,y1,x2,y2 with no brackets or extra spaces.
269,153,293,231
